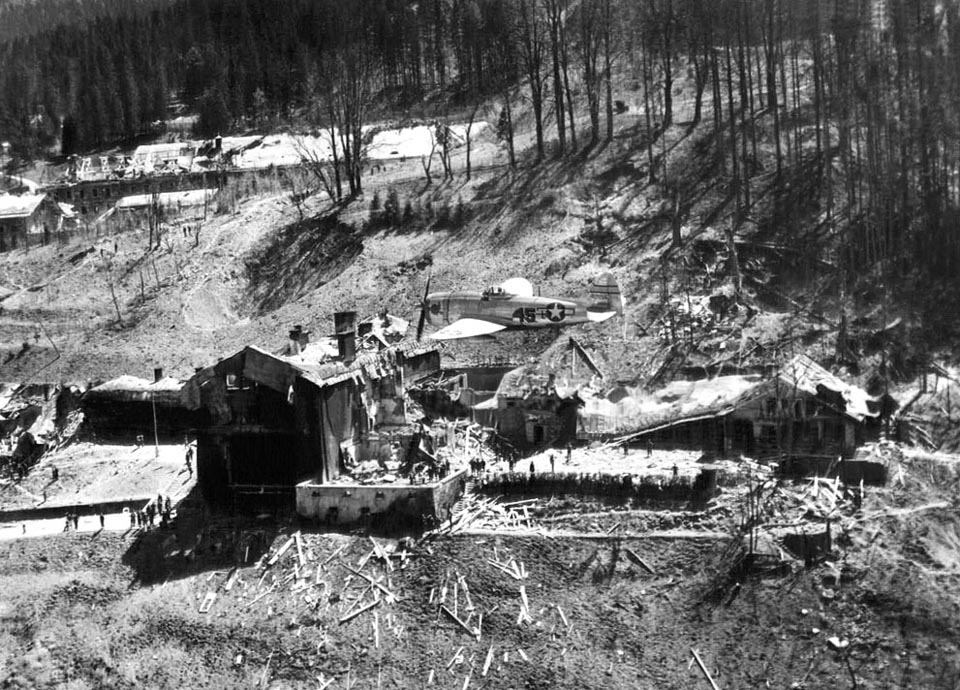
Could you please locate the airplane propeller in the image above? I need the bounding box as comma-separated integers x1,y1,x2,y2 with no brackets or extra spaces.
415,274,432,341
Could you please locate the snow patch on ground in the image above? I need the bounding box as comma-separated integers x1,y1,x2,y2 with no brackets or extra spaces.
227,123,490,169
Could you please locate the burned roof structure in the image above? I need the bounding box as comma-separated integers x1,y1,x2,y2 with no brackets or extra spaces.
182,313,440,509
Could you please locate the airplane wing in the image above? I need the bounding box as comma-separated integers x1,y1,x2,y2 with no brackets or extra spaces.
586,310,617,323
430,318,507,340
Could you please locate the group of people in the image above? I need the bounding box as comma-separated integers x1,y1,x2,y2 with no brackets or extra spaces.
468,457,487,475
62,508,106,532
130,494,175,529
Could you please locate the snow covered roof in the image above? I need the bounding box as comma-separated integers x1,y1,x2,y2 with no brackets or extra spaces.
581,374,762,436
774,354,877,421
133,142,196,159
84,375,185,405
0,194,46,219
115,188,216,211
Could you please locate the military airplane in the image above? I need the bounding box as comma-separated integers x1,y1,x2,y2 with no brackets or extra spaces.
415,273,623,340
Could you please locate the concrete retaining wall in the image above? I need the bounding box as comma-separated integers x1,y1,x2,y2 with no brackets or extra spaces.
295,470,466,528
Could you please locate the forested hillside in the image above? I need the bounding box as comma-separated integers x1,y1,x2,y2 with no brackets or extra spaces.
2,0,960,359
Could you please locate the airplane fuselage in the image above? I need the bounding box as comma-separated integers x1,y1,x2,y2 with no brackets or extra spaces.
426,290,586,329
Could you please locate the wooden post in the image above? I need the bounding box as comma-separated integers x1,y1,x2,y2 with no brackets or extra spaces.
108,280,122,325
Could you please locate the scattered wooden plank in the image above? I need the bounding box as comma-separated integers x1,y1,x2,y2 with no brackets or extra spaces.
461,671,472,690
199,591,216,613
440,605,479,638
322,542,349,567
243,583,277,610
446,646,464,669
295,532,306,568
556,605,570,629
481,645,495,677
500,498,539,508
517,648,529,662
624,547,656,575
370,536,393,572
487,559,523,580
222,567,239,592
259,651,273,688
338,562,397,603
357,548,376,570
339,597,382,625
691,648,721,690
267,537,295,567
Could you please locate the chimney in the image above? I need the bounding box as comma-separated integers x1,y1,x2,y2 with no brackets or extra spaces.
334,311,357,362
288,325,304,355
154,367,163,383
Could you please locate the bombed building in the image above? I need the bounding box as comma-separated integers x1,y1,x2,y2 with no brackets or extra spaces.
182,313,441,511
596,355,883,464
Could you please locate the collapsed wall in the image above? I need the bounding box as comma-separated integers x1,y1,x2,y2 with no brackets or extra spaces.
0,382,84,474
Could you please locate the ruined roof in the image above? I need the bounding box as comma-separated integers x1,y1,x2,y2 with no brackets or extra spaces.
0,194,46,219
583,374,762,437
186,337,440,407
774,354,877,421
595,354,878,438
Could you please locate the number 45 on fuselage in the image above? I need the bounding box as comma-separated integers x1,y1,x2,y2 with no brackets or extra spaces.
415,274,624,340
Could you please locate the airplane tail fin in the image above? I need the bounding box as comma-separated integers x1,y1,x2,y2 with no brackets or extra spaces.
587,273,624,321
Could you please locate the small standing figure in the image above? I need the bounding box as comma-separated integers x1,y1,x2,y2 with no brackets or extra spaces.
566,443,572,465
135,434,144,448
72,513,79,530
65,513,72,531
129,509,136,528
529,460,535,474
164,496,171,513
672,463,678,479
549,454,555,473
98,510,105,529
21,523,26,535
646,438,653,458
622,444,628,456
51,465,59,481
185,445,194,477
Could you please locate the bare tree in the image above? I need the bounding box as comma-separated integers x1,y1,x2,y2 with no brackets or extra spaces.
518,0,547,159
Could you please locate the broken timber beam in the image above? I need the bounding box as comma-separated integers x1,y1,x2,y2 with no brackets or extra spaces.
624,547,656,575
338,562,397,603
691,648,721,690
338,598,382,625
267,537,295,567
440,605,480,639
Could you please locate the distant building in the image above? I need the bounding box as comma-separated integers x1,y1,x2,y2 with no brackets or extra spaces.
0,194,63,251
